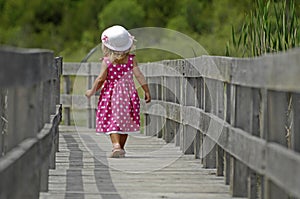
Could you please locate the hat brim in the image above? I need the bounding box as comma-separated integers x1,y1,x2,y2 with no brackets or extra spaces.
102,38,133,52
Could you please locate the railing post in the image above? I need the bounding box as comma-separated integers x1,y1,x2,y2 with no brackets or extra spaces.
182,72,196,154
291,93,300,152
63,75,71,125
264,90,289,199
174,73,182,147
49,57,62,169
228,84,246,196
193,76,203,159
0,89,6,156
143,63,151,136
202,78,216,168
55,57,62,153
229,85,251,197
216,81,225,176
223,82,231,184
146,76,159,137
156,75,164,138
164,75,176,143
87,63,96,128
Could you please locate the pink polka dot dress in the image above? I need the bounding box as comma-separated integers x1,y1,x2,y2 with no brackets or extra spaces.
96,54,140,134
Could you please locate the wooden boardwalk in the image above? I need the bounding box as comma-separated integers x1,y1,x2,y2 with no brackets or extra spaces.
40,126,244,199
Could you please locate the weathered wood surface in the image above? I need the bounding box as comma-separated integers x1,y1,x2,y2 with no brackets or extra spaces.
40,126,245,199
0,47,62,199
61,48,300,199
140,48,300,199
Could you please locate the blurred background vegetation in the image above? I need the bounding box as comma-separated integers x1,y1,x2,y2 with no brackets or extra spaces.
0,0,299,62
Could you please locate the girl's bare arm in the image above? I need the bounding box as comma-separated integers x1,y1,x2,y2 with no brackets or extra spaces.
85,61,108,98
132,58,151,103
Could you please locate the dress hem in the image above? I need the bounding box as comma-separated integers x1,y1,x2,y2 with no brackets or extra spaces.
96,131,140,135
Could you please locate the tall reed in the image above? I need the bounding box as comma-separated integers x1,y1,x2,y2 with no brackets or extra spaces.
226,0,299,57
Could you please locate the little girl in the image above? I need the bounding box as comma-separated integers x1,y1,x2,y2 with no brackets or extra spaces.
85,25,151,158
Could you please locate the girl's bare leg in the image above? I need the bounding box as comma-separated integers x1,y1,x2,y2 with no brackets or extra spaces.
109,133,125,158
110,133,121,147
119,134,128,150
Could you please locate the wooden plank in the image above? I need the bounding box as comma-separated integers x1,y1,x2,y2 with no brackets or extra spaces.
156,77,164,139
182,125,195,154
224,152,231,185
90,62,101,75
43,81,51,124
265,143,300,198
291,93,300,152
161,76,167,140
202,78,216,167
192,55,231,81
204,78,215,114
194,130,201,159
267,90,288,146
235,86,252,133
216,145,224,176
264,90,290,199
0,89,6,156
229,84,248,197
216,81,225,176
223,84,230,184
0,47,53,87
224,83,231,123
165,76,176,103
259,89,268,139
231,48,300,92
141,48,300,92
248,170,258,199
165,119,175,143
41,126,243,199
62,62,90,76
63,76,71,125
186,77,196,106
175,76,181,104
265,89,289,199
7,88,32,152
0,124,56,199
202,136,216,168
87,64,96,128
183,77,197,154
252,88,260,137
230,157,248,197
144,114,152,136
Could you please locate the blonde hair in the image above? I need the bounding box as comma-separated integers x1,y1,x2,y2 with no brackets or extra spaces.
101,44,131,64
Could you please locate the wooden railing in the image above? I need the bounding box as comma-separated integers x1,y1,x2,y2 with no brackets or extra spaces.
142,48,300,199
61,62,100,127
0,47,62,198
61,48,300,199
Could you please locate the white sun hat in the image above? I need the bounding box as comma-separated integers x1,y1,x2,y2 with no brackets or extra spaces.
101,25,134,52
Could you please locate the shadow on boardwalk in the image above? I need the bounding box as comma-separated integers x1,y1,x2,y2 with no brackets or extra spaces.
40,126,245,199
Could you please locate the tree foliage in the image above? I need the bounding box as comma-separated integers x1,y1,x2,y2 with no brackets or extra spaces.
98,0,145,30
0,0,298,61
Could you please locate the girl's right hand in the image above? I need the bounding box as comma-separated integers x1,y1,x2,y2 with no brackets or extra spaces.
145,92,151,103
85,90,93,99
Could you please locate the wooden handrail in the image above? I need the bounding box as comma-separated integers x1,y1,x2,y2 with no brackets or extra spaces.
0,47,62,198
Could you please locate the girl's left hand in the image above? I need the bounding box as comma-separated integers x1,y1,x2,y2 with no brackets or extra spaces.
145,92,151,103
